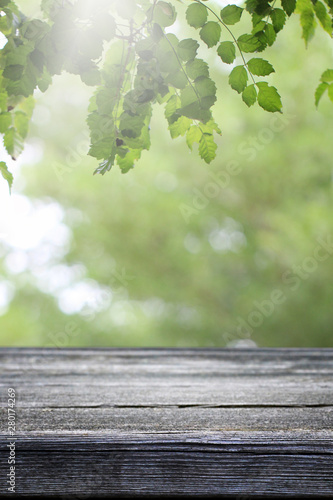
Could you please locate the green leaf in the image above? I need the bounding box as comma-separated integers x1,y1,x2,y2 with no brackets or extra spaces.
167,69,188,89
314,1,332,34
14,111,29,139
89,138,115,160
3,65,24,81
328,83,333,103
177,39,199,62
242,84,257,106
165,95,181,119
229,65,248,93
94,154,116,175
117,149,142,173
80,67,101,87
152,1,176,27
0,112,12,133
6,43,35,66
199,133,217,163
38,69,52,92
186,58,210,80
186,3,208,28
315,82,328,106
0,161,13,192
321,69,333,82
270,8,287,32
245,0,259,14
186,125,202,150
0,93,7,113
237,34,263,52
264,23,276,45
247,58,275,76
297,0,316,46
19,96,35,119
195,76,217,108
257,82,282,112
220,5,243,24
281,0,296,16
217,41,236,64
199,22,221,47
180,83,213,122
201,118,222,135
3,127,23,158
120,112,145,138
169,115,192,138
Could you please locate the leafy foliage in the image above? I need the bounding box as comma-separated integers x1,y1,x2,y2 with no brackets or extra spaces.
0,0,332,188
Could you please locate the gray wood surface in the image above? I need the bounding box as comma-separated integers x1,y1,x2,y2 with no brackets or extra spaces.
0,348,332,497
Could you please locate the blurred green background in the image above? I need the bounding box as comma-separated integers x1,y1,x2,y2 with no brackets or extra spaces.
0,0,332,347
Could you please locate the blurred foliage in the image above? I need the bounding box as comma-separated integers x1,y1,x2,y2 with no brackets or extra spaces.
0,1,332,347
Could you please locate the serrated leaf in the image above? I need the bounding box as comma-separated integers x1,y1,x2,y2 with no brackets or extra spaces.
328,83,333,103
321,69,333,82
314,1,332,34
237,33,263,52
242,84,257,106
281,0,296,16
247,58,274,76
152,1,176,27
80,67,101,87
120,112,145,138
195,76,217,106
94,157,115,175
245,0,259,14
38,68,52,92
19,96,35,119
177,39,199,62
199,133,217,163
186,125,202,150
3,65,24,81
220,4,243,24
201,119,222,135
3,127,23,158
186,3,208,28
6,43,35,66
89,138,115,160
229,65,248,93
251,12,264,27
0,161,13,192
186,58,209,80
217,41,236,64
257,82,282,112
199,22,221,47
117,149,141,173
264,23,276,45
167,69,188,89
270,8,287,32
165,94,181,119
297,0,316,46
0,92,7,113
0,112,12,133
315,82,329,106
169,115,192,138
14,111,29,139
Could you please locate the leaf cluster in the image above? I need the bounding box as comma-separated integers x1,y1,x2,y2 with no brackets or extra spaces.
0,0,332,188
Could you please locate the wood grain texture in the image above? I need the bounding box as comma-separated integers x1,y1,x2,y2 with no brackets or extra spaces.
0,348,332,497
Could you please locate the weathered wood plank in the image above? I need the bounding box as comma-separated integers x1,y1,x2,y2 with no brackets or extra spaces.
0,348,332,497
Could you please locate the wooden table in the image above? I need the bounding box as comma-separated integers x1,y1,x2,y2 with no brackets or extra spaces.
0,348,332,497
